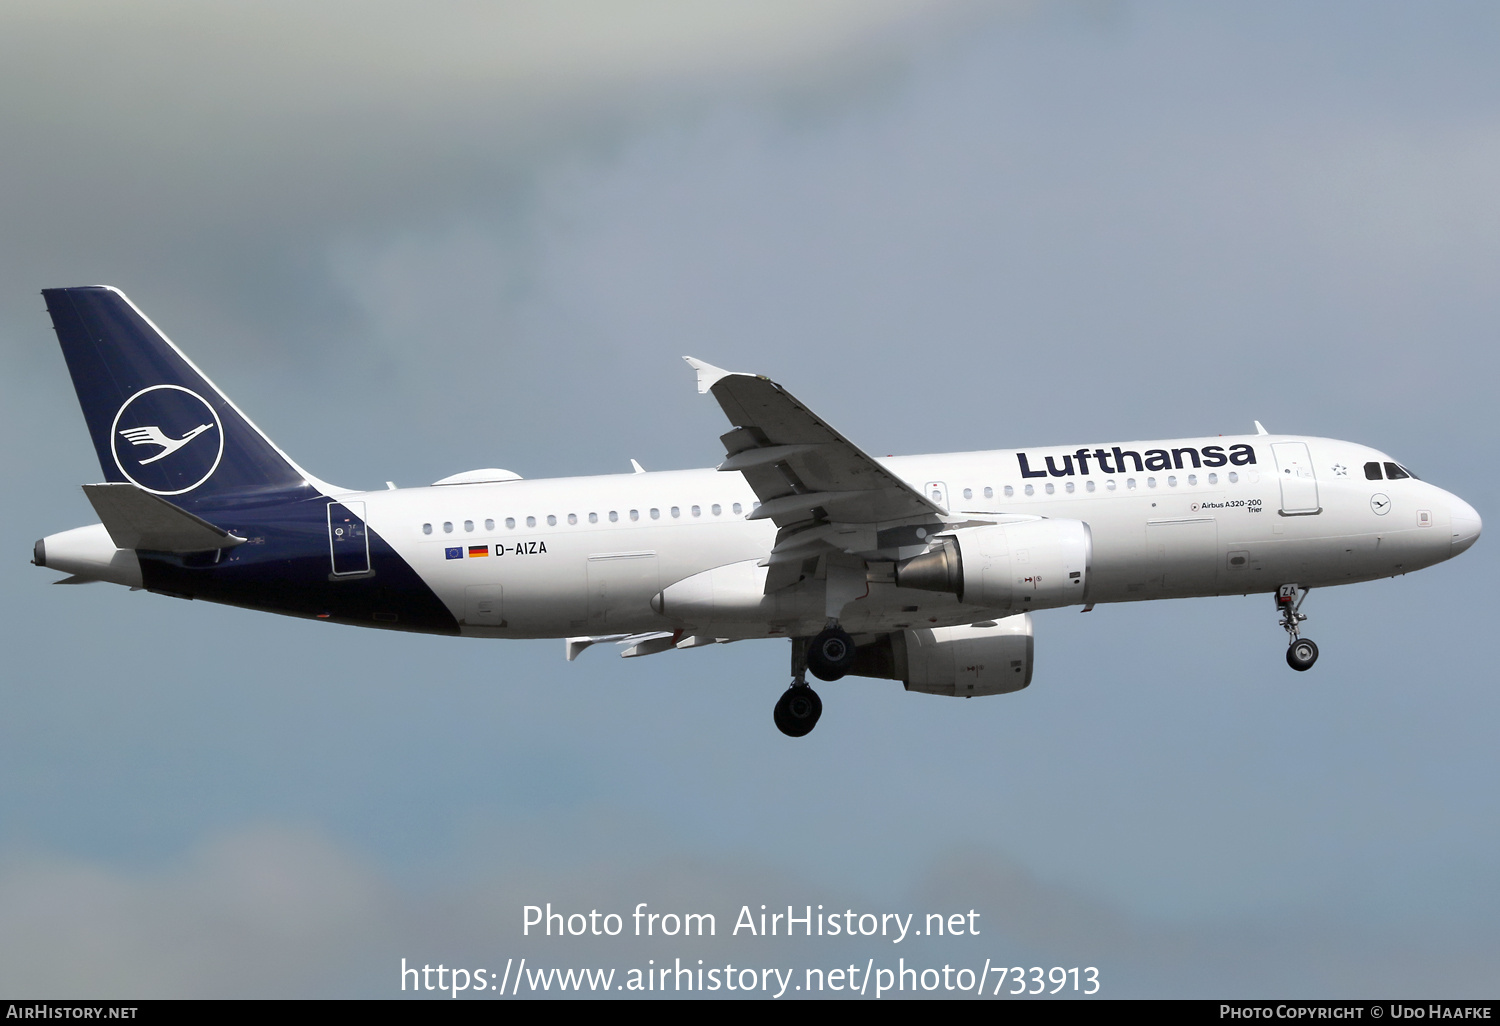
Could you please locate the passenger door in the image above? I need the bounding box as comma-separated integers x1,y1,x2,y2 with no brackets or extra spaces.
327,501,370,576
1271,442,1321,515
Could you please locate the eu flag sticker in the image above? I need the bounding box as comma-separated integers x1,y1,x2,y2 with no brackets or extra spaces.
445,547,462,559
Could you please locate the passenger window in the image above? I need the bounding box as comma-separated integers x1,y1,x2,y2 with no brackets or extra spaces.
608,511,618,522
1086,480,1096,493
670,506,680,518
589,513,598,524
1228,472,1239,483
1064,481,1074,493
422,523,432,535
1365,462,1383,480
1045,483,1055,494
650,508,660,520
506,517,516,529
630,510,639,521
526,516,536,528
567,513,577,525
546,515,557,526
1187,475,1196,486
711,504,722,516
1207,473,1217,485
691,505,701,517
1024,484,1034,496
1003,485,1013,497
1107,480,1116,490
1127,479,1136,490
443,521,453,533
733,502,743,515
1147,477,1157,488
1384,462,1409,481
984,486,993,499
485,519,494,531
1167,476,1177,487
464,520,474,532
962,487,973,500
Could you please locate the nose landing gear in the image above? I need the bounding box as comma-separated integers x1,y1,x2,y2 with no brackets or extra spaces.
1277,584,1319,671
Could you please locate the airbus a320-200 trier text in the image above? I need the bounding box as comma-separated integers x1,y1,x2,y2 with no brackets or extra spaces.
33,288,1482,735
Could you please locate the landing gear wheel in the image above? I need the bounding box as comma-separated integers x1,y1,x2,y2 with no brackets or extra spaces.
805,627,856,681
1275,584,1319,672
774,687,823,737
1286,638,1319,672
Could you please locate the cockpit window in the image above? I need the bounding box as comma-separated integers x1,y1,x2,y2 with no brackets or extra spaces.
1364,462,1382,480
1384,462,1410,481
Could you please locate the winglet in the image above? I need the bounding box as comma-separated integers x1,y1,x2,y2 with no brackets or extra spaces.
683,356,736,395
1254,420,1269,435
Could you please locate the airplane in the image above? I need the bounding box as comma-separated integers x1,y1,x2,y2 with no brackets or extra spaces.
33,287,1482,736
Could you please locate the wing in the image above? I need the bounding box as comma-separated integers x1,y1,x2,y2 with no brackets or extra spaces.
686,357,943,526
685,358,948,593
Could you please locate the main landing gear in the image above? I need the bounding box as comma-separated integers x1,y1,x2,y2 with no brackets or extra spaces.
774,685,822,738
806,624,856,681
1277,584,1319,671
773,629,850,738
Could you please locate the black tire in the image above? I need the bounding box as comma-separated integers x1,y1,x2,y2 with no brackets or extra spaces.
1286,638,1319,672
773,687,823,737
805,627,856,682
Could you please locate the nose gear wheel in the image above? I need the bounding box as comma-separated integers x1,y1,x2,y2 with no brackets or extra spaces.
1276,584,1319,671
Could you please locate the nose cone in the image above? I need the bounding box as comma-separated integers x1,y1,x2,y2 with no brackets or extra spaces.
1451,497,1482,557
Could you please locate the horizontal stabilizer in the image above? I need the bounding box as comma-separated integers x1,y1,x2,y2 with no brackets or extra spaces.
82,482,247,552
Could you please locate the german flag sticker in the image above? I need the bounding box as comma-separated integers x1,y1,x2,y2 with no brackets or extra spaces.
468,545,490,558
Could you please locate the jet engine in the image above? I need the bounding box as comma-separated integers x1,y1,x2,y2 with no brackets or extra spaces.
846,616,1034,697
893,519,1091,612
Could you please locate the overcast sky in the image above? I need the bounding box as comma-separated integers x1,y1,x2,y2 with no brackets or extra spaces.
2,0,1497,998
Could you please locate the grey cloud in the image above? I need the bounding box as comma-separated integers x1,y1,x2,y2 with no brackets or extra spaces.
5,825,1495,997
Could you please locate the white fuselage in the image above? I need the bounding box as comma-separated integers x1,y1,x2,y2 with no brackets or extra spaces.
349,433,1478,640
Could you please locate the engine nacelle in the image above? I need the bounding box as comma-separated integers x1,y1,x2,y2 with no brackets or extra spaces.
894,518,1091,612
847,616,1034,697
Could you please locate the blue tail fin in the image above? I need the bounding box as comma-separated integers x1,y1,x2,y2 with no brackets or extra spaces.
44,286,323,510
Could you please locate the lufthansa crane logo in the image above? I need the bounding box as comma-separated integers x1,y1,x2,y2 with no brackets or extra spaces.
110,384,224,495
